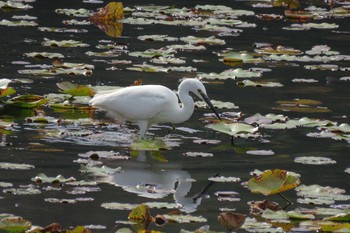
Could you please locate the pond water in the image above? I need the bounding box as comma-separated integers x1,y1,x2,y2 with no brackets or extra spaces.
0,0,349,232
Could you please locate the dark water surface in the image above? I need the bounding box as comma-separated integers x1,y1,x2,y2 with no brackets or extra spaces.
0,0,349,232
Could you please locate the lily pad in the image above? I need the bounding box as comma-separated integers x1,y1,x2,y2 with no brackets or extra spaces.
218,212,246,231
0,215,32,233
247,169,300,195
57,82,96,97
237,80,283,87
90,2,124,21
130,138,169,151
32,173,76,184
42,38,89,47
294,156,336,165
206,122,259,137
4,95,49,108
0,162,34,170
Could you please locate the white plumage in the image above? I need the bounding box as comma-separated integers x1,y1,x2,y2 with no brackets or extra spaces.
89,78,221,137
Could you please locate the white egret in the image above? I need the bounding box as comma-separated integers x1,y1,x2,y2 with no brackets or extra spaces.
89,78,221,137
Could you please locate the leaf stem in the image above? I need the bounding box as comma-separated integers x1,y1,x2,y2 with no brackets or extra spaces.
278,193,293,210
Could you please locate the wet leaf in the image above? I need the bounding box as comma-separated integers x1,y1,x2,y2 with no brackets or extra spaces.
195,100,239,109
180,36,225,45
208,176,241,182
237,80,283,87
5,95,49,108
42,38,89,47
247,169,300,195
218,212,246,231
0,162,34,170
55,8,91,17
32,173,76,184
0,216,32,233
0,19,37,27
222,51,264,64
287,210,315,220
130,138,169,151
128,204,153,229
162,214,207,223
57,82,96,97
90,2,124,21
296,184,350,205
262,209,289,220
24,52,64,59
294,156,336,165
324,213,350,222
3,185,41,195
206,122,259,137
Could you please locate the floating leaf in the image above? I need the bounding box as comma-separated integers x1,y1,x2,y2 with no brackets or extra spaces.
246,150,275,156
195,100,239,109
0,19,37,27
90,2,124,21
42,38,89,47
208,176,241,182
180,36,225,45
55,8,91,17
296,184,350,204
3,185,41,195
5,95,49,108
162,214,207,223
287,210,315,220
222,51,264,64
237,80,283,87
294,156,336,165
247,169,300,195
57,82,96,97
324,213,350,222
218,212,246,231
128,204,153,230
261,209,289,220
130,138,169,151
24,52,64,59
0,162,34,170
32,173,76,184
206,122,259,137
0,216,32,232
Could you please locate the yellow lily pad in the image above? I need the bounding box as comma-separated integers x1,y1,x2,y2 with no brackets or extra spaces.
247,169,300,195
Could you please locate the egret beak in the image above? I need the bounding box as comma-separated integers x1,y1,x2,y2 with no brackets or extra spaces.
199,91,222,121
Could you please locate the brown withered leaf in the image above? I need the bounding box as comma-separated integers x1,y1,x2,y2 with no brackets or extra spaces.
249,200,282,216
218,212,246,231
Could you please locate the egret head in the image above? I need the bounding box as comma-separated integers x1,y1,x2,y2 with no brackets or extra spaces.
181,79,222,121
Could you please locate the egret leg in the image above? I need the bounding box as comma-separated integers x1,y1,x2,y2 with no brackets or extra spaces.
137,120,149,138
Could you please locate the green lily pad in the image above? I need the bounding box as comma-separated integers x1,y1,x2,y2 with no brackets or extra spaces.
0,215,32,233
128,204,153,229
197,68,262,80
287,210,315,220
195,100,239,109
324,213,350,222
57,82,96,97
4,95,49,108
206,122,259,137
247,169,300,195
130,138,169,151
262,209,289,220
137,34,178,42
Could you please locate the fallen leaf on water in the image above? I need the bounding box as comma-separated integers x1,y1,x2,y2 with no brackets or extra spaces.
218,212,246,231
90,2,124,21
57,82,96,97
247,169,300,195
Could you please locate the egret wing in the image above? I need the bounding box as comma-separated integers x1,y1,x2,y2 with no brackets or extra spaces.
90,85,177,121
